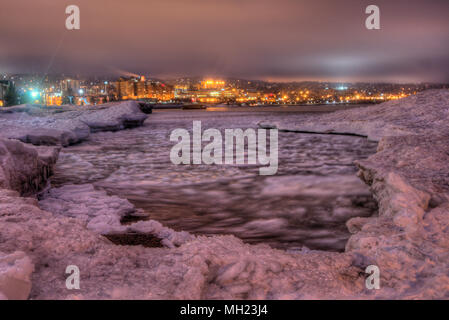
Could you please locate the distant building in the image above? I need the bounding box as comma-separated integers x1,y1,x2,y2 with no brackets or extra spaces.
174,85,189,99
61,79,81,94
116,76,169,100
0,80,12,107
116,77,136,99
201,79,225,90
136,80,147,98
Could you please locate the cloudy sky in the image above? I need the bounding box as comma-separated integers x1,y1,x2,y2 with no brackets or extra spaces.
1,0,448,82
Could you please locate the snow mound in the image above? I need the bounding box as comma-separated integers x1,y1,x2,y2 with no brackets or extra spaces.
0,251,34,300
0,101,148,146
0,138,59,195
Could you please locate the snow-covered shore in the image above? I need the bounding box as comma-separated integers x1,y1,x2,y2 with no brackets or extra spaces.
0,101,148,146
261,89,449,298
1,92,448,299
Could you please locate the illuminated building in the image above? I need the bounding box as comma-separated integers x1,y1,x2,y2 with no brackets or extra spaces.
174,85,189,99
150,82,174,101
136,80,146,98
116,77,137,99
61,79,80,93
201,79,226,90
0,80,11,106
116,76,155,100
43,93,63,106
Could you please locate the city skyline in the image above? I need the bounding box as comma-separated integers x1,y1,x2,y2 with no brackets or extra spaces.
1,0,449,82
2,72,447,107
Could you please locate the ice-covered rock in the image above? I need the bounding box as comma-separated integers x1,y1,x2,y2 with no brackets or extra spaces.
39,184,195,248
39,184,134,234
0,251,34,300
0,138,59,195
0,101,148,146
346,133,449,298
124,220,194,248
77,101,148,132
261,89,449,298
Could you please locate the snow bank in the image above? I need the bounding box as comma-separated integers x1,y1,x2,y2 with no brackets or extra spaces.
0,138,59,195
0,251,34,300
0,101,148,146
261,89,449,298
260,89,449,141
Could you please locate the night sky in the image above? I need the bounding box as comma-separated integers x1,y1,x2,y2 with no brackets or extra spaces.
1,0,448,82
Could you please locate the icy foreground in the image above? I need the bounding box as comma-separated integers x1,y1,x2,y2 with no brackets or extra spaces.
39,184,194,248
0,93,448,299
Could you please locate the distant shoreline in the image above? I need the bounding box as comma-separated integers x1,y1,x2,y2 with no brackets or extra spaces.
153,103,370,113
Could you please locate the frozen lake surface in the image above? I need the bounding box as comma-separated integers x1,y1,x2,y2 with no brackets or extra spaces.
50,108,378,251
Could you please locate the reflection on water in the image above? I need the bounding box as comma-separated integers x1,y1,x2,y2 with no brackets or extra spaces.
51,110,378,251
